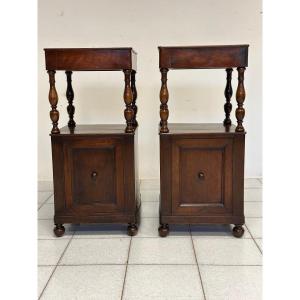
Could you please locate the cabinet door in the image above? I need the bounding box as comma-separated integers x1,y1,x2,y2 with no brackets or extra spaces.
64,138,125,214
172,137,233,216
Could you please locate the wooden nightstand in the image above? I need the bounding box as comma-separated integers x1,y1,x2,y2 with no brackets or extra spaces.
44,48,140,237
158,45,248,238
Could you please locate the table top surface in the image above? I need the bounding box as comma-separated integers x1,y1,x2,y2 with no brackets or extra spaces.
158,45,249,69
158,44,248,50
44,47,137,54
45,48,137,71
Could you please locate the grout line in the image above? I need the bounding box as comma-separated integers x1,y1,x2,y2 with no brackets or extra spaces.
199,264,262,266
39,263,262,267
244,201,262,202
71,236,190,240
38,237,74,241
141,200,159,202
190,225,207,300
244,186,262,190
120,236,132,300
245,224,263,255
38,193,53,210
38,232,74,299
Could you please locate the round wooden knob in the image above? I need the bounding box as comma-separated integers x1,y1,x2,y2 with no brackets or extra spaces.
198,172,205,180
91,171,98,180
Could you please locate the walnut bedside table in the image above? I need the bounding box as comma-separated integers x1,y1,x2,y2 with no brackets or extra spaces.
158,45,249,238
44,48,140,237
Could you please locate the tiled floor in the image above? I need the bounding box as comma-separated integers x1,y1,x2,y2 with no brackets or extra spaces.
38,178,262,300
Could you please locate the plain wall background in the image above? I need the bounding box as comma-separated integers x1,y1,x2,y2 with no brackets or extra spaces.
38,0,262,181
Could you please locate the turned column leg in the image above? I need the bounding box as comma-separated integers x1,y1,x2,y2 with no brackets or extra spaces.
47,70,60,134
160,68,169,133
123,69,134,133
158,223,169,237
223,68,233,126
66,71,76,129
235,67,246,132
232,224,245,238
54,224,65,237
131,70,138,127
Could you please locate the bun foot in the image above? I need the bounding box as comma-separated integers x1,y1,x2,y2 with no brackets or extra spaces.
232,225,244,238
158,224,169,237
54,224,65,237
127,223,138,236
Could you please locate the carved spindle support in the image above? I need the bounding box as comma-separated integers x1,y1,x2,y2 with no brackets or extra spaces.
131,70,138,127
47,70,60,134
223,68,233,126
160,68,169,133
66,71,76,129
123,69,134,133
235,67,246,132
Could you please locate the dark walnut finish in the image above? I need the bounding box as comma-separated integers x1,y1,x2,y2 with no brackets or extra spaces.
158,45,248,238
65,71,76,129
44,48,140,237
45,48,137,71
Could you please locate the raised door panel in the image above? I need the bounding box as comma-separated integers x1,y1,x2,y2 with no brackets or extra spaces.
172,137,233,216
72,147,116,205
64,138,125,214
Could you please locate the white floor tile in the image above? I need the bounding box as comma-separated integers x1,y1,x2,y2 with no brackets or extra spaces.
38,181,53,192
255,239,263,252
134,217,159,237
38,203,54,220
41,265,125,300
123,265,204,300
38,191,53,204
193,238,262,265
246,218,262,238
141,201,159,218
38,266,55,298
244,178,262,188
46,195,54,204
141,190,159,202
201,265,262,300
38,220,74,239
38,239,69,266
73,223,129,238
244,188,262,202
60,238,130,265
245,202,262,218
140,179,159,190
191,224,251,239
129,237,195,264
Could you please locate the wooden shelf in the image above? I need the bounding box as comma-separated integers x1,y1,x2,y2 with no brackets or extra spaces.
53,124,135,136
159,123,245,135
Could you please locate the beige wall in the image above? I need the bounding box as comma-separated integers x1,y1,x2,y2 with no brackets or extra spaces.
38,0,262,180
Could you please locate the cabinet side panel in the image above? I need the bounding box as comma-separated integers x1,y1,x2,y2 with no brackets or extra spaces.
123,134,136,215
160,135,172,215
51,137,66,215
232,134,245,221
134,132,140,210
